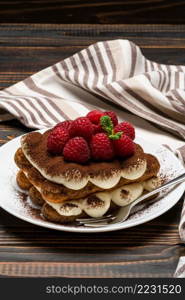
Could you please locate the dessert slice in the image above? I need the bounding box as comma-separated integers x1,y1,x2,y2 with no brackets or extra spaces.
14,110,161,224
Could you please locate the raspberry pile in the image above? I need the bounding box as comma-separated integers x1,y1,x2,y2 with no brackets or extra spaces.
47,110,135,163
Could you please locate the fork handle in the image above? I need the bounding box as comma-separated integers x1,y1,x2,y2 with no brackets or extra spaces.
132,172,185,206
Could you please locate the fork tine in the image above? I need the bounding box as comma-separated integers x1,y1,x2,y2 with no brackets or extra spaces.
77,216,116,227
83,222,109,227
77,217,116,225
76,214,113,223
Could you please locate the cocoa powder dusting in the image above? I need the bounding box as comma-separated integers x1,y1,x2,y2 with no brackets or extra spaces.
16,190,42,221
87,195,104,208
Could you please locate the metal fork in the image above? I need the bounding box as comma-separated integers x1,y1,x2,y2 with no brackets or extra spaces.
76,172,185,227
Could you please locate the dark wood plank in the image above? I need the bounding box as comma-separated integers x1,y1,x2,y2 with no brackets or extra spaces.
0,202,183,277
0,24,185,89
0,24,185,278
0,0,185,24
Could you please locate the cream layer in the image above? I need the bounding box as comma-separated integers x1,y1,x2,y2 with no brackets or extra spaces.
45,177,161,218
21,140,147,190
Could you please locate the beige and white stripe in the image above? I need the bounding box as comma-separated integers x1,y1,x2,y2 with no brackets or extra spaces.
0,39,185,277
0,39,185,134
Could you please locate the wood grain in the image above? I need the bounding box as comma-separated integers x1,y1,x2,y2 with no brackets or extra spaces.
0,0,185,24
0,24,185,278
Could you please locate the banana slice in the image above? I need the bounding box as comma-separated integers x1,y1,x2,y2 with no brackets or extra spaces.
45,200,82,216
121,159,147,180
81,192,111,218
143,176,161,191
111,183,143,206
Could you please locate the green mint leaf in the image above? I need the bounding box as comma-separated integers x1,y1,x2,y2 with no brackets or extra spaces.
100,115,113,135
109,132,122,140
100,115,123,140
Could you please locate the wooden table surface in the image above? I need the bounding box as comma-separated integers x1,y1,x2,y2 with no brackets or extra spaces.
0,0,185,24
0,23,185,278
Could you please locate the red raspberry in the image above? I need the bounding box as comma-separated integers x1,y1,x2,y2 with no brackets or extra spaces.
90,133,114,161
92,123,103,134
47,127,70,154
63,137,90,163
114,122,135,140
69,117,93,141
103,111,118,126
113,135,135,158
54,120,72,131
86,110,103,124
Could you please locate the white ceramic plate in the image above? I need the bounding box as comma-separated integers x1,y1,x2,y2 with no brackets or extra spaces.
0,131,185,233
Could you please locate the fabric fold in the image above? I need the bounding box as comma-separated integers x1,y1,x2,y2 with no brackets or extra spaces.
0,40,185,137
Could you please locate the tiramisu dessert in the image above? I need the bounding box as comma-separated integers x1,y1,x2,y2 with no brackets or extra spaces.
14,110,161,224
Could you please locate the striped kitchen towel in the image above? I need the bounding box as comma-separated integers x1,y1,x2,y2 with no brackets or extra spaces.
0,39,185,277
